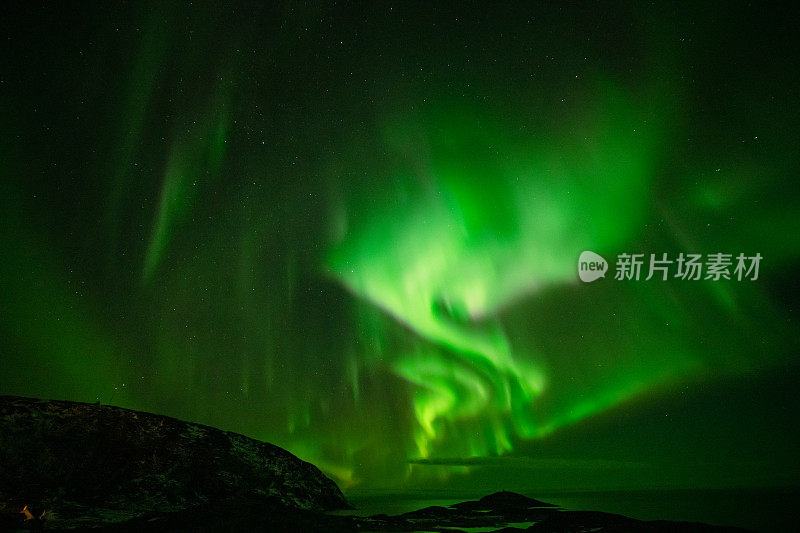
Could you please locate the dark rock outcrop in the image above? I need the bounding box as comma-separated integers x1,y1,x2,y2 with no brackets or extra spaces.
0,397,758,532
451,490,558,511
0,396,349,530
355,492,755,533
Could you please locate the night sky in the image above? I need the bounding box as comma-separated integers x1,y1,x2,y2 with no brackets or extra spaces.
2,2,799,495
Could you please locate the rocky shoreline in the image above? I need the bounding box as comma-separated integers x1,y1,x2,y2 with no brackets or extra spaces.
0,397,754,532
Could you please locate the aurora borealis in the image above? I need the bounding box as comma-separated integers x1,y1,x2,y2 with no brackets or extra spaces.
2,0,799,499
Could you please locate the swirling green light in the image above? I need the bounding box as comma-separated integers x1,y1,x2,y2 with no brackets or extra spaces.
327,79,675,464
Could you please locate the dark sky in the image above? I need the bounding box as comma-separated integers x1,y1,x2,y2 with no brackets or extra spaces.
1,2,799,494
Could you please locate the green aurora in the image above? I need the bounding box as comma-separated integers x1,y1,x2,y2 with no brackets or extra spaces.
1,2,799,496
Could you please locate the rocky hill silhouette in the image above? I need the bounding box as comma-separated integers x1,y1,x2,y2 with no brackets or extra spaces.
0,396,755,532
0,396,349,530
